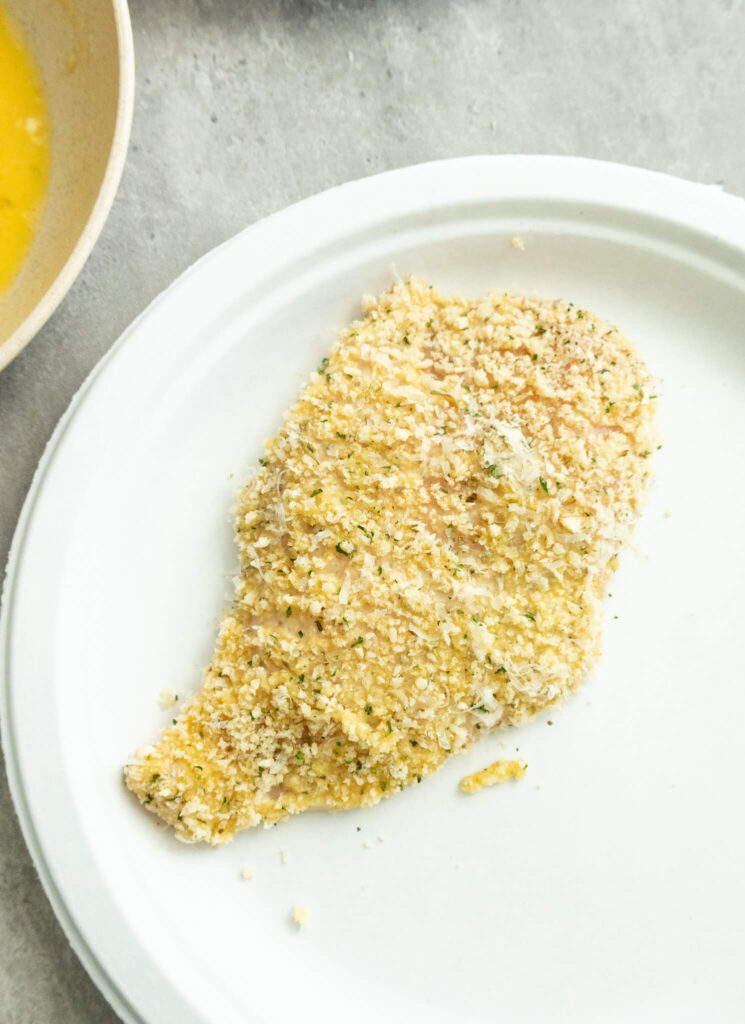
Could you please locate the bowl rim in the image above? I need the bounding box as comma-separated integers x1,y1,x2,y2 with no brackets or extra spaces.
0,0,135,372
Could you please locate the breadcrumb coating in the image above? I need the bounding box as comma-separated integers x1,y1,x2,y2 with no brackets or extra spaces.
124,279,656,844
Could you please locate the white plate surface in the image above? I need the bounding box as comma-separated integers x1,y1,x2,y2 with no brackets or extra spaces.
3,156,745,1024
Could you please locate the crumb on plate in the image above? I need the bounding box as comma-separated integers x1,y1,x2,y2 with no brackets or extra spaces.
459,759,527,793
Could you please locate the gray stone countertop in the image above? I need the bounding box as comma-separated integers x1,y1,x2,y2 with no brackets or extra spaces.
1,0,744,1020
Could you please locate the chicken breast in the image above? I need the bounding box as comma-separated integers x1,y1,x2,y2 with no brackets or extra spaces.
124,279,657,844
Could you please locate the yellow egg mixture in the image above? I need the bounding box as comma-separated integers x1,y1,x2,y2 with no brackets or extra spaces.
0,4,50,296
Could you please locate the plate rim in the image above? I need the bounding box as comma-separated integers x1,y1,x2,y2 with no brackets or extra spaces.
3,153,745,1024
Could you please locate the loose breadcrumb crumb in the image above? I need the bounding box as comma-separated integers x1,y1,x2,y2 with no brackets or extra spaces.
239,866,254,880
459,759,528,793
511,236,526,250
293,905,308,928
125,279,657,844
158,689,178,710
280,849,289,864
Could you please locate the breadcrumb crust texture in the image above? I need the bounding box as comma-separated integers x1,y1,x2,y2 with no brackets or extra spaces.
124,280,656,844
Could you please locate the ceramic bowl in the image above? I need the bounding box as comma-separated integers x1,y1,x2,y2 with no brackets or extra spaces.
0,0,134,370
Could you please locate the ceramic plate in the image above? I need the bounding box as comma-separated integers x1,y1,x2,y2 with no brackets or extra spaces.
3,156,745,1024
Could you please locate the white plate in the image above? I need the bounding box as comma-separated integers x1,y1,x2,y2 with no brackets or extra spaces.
3,156,745,1024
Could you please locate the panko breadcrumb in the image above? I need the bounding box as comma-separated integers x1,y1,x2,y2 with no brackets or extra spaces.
459,759,528,793
158,688,178,710
124,279,656,844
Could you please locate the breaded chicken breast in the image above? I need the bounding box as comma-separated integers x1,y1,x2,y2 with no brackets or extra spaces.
125,280,656,843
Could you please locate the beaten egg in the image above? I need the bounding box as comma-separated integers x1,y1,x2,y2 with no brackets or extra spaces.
0,3,50,296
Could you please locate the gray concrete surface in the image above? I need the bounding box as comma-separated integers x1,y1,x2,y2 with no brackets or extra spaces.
1,0,744,1019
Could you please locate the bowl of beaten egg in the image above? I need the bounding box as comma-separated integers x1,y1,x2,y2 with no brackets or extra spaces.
0,0,133,370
